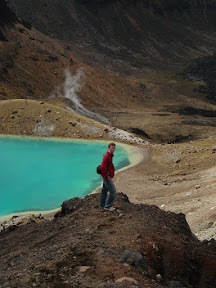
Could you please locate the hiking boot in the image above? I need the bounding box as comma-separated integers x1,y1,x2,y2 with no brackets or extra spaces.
104,207,116,212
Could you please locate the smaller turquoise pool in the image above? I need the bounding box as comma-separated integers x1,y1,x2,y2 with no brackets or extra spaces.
0,136,130,217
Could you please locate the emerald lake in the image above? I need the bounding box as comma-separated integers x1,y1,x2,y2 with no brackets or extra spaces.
0,136,130,217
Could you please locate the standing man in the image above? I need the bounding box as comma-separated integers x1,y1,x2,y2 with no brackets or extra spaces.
99,143,117,211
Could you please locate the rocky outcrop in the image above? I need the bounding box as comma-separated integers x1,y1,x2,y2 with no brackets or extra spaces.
54,197,83,217
0,193,215,287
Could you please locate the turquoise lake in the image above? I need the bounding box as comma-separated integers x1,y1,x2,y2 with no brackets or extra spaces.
0,136,130,217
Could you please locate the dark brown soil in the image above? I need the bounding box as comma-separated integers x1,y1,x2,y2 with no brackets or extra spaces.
0,193,216,288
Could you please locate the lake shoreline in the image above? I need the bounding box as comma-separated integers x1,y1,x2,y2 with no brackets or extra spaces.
0,138,148,230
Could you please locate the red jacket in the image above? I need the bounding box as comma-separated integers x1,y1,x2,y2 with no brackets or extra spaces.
100,151,115,179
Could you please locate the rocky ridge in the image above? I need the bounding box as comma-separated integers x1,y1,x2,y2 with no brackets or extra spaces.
0,193,216,288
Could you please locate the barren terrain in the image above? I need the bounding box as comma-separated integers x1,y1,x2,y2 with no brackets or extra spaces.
0,193,216,288
0,1,216,287
0,94,216,241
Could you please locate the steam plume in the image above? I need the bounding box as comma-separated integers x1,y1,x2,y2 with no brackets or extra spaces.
50,68,110,125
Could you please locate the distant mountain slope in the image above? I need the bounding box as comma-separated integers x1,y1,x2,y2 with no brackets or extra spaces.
9,0,216,70
0,0,17,25
1,0,216,142
0,0,17,40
